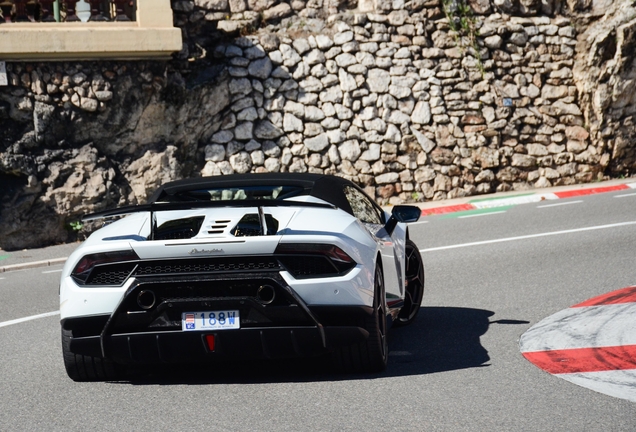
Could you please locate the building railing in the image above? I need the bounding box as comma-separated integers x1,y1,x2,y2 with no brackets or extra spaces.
0,0,135,24
0,0,180,61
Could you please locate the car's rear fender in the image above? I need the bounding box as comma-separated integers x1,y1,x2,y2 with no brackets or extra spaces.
60,275,133,320
280,265,373,307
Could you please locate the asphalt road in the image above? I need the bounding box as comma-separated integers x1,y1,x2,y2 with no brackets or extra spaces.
1,190,635,430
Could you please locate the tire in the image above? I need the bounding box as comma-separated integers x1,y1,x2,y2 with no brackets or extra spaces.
394,239,425,327
62,328,124,382
333,263,388,373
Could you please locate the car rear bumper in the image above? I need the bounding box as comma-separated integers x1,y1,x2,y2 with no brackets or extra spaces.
65,323,369,363
62,272,378,364
62,304,373,364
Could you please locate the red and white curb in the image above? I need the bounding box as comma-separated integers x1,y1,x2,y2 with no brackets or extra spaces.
422,182,636,216
519,286,636,402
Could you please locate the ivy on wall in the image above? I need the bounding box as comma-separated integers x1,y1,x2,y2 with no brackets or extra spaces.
442,0,485,76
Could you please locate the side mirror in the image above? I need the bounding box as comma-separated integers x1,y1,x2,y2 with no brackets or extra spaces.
391,205,421,223
385,205,421,236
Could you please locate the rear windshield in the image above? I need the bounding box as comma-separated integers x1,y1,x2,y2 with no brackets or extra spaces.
163,185,305,202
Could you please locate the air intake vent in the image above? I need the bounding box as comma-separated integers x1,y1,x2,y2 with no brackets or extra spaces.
208,219,231,234
154,216,205,240
231,214,279,237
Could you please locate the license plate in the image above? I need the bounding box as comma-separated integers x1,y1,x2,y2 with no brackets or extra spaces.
182,310,240,331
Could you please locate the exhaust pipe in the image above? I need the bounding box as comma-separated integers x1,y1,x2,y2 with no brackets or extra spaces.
137,290,156,310
257,285,276,305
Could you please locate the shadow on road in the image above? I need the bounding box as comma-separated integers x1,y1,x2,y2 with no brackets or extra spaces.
387,306,494,376
120,307,528,385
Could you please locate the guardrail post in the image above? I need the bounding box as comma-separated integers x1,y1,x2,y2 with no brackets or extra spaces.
63,0,80,21
14,0,29,21
88,0,106,20
0,1,12,23
40,0,57,21
111,0,129,21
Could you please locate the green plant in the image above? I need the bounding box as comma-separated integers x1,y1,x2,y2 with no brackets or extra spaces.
69,221,83,232
441,0,485,77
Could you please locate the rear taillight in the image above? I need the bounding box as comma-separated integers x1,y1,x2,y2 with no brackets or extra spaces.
274,243,356,277
275,243,354,262
72,250,140,284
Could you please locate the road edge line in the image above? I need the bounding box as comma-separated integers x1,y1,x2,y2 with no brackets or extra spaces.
0,311,60,329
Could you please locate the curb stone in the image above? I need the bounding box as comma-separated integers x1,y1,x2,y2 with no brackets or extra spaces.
520,286,636,402
419,182,636,216
0,258,68,273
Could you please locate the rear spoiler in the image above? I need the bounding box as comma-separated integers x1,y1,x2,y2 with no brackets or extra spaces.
82,200,337,241
83,199,336,222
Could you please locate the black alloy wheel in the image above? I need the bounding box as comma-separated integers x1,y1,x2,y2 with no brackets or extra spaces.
333,262,388,373
395,239,425,326
369,264,388,369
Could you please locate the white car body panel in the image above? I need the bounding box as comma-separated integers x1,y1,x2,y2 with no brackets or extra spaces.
60,276,133,319
59,174,425,381
59,202,408,319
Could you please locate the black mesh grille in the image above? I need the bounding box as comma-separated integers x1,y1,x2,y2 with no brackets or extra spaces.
135,257,281,276
85,263,136,286
77,253,353,286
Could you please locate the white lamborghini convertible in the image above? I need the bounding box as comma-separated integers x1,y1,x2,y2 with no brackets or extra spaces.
60,173,425,381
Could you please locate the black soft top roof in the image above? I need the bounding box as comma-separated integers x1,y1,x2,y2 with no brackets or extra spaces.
148,173,365,216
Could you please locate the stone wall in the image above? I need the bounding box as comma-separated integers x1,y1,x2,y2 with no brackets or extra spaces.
1,0,635,249
191,2,596,204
